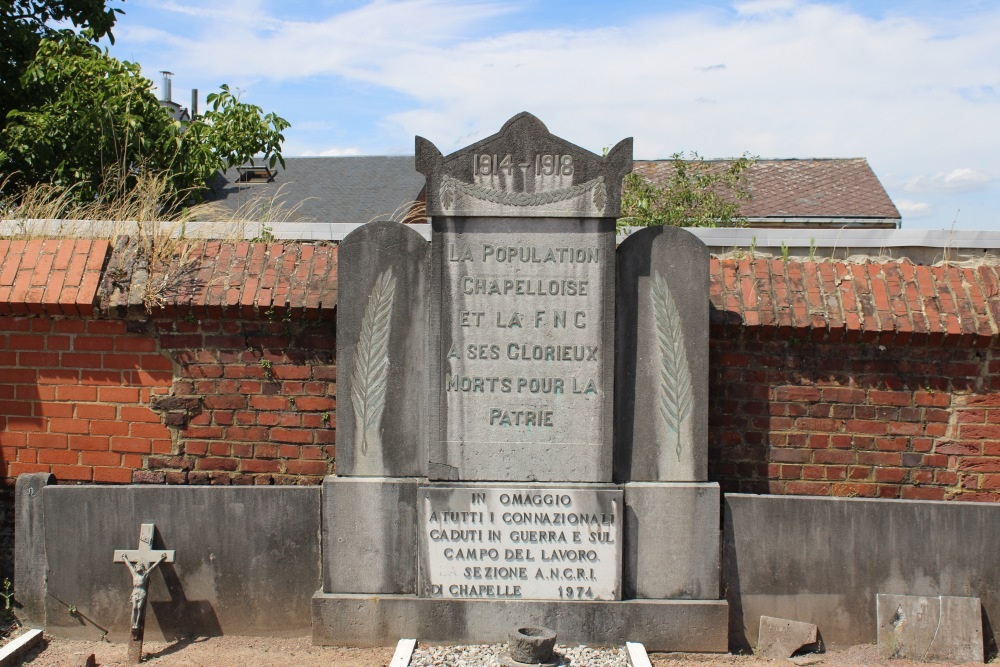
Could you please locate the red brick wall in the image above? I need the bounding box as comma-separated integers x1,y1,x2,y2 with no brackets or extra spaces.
0,239,338,487
0,316,172,483
708,338,999,501
0,240,997,502
708,257,1000,502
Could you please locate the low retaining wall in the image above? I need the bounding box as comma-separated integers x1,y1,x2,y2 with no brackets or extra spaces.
16,476,320,639
17,480,1000,650
723,493,1000,654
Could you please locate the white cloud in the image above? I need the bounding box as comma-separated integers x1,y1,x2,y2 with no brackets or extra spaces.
902,168,994,194
300,146,363,157
894,200,933,217
733,0,800,16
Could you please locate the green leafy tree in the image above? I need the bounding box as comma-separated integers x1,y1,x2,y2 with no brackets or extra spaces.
620,152,756,229
2,35,173,198
0,0,123,133
1,33,290,206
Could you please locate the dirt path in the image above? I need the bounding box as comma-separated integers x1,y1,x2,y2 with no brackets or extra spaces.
17,635,989,667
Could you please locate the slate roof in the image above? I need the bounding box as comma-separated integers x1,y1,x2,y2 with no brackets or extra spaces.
632,158,901,227
204,156,900,228
203,156,426,223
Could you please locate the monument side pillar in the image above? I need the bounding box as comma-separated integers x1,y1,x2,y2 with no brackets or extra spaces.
615,226,721,601
324,219,429,596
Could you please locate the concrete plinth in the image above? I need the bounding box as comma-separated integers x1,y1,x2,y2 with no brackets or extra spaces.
322,476,421,594
311,593,728,651
623,482,720,600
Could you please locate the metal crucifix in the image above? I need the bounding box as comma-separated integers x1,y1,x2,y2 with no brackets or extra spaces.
113,523,175,664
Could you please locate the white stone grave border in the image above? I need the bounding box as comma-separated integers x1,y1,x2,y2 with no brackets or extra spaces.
0,628,43,667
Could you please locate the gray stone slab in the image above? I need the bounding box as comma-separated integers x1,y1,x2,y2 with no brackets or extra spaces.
429,217,616,482
417,485,623,600
312,593,728,651
336,220,429,477
416,112,632,219
39,485,320,640
616,226,710,482
14,473,54,628
623,482,720,600
723,494,1000,651
877,594,983,663
757,616,819,658
322,476,419,595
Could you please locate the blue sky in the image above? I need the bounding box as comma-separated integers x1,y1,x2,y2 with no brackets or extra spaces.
103,0,999,230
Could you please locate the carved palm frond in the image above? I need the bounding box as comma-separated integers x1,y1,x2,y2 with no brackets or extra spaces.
351,266,396,455
652,270,693,460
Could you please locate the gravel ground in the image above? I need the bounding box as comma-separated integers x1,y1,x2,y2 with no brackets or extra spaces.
15,635,991,667
410,643,629,666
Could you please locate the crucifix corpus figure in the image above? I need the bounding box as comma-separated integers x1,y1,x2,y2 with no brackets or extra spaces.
113,523,175,665
120,552,166,631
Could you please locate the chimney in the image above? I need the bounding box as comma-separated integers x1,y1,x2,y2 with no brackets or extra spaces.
160,71,173,103
191,88,198,117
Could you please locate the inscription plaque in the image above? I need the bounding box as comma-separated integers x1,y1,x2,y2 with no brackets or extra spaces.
418,486,622,601
431,218,616,481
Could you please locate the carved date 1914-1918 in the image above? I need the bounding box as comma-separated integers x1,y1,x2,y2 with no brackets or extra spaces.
475,154,574,178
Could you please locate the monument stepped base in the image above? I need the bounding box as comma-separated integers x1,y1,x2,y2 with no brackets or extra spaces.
311,594,729,651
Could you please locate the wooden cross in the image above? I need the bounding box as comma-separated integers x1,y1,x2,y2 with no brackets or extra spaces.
113,524,175,665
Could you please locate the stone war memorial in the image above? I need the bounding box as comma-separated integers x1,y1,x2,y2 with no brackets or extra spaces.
314,112,727,649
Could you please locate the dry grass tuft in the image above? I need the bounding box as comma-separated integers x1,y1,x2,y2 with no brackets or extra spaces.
366,199,427,226
0,168,218,311
185,183,314,241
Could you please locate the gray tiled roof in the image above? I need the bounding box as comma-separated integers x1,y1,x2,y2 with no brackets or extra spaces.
205,156,898,226
205,156,425,223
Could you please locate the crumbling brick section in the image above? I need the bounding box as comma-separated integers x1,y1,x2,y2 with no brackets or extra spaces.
148,316,336,485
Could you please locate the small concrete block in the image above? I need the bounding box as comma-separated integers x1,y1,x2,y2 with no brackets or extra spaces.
322,476,420,594
757,615,818,658
0,628,43,667
623,482,720,599
877,594,983,663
